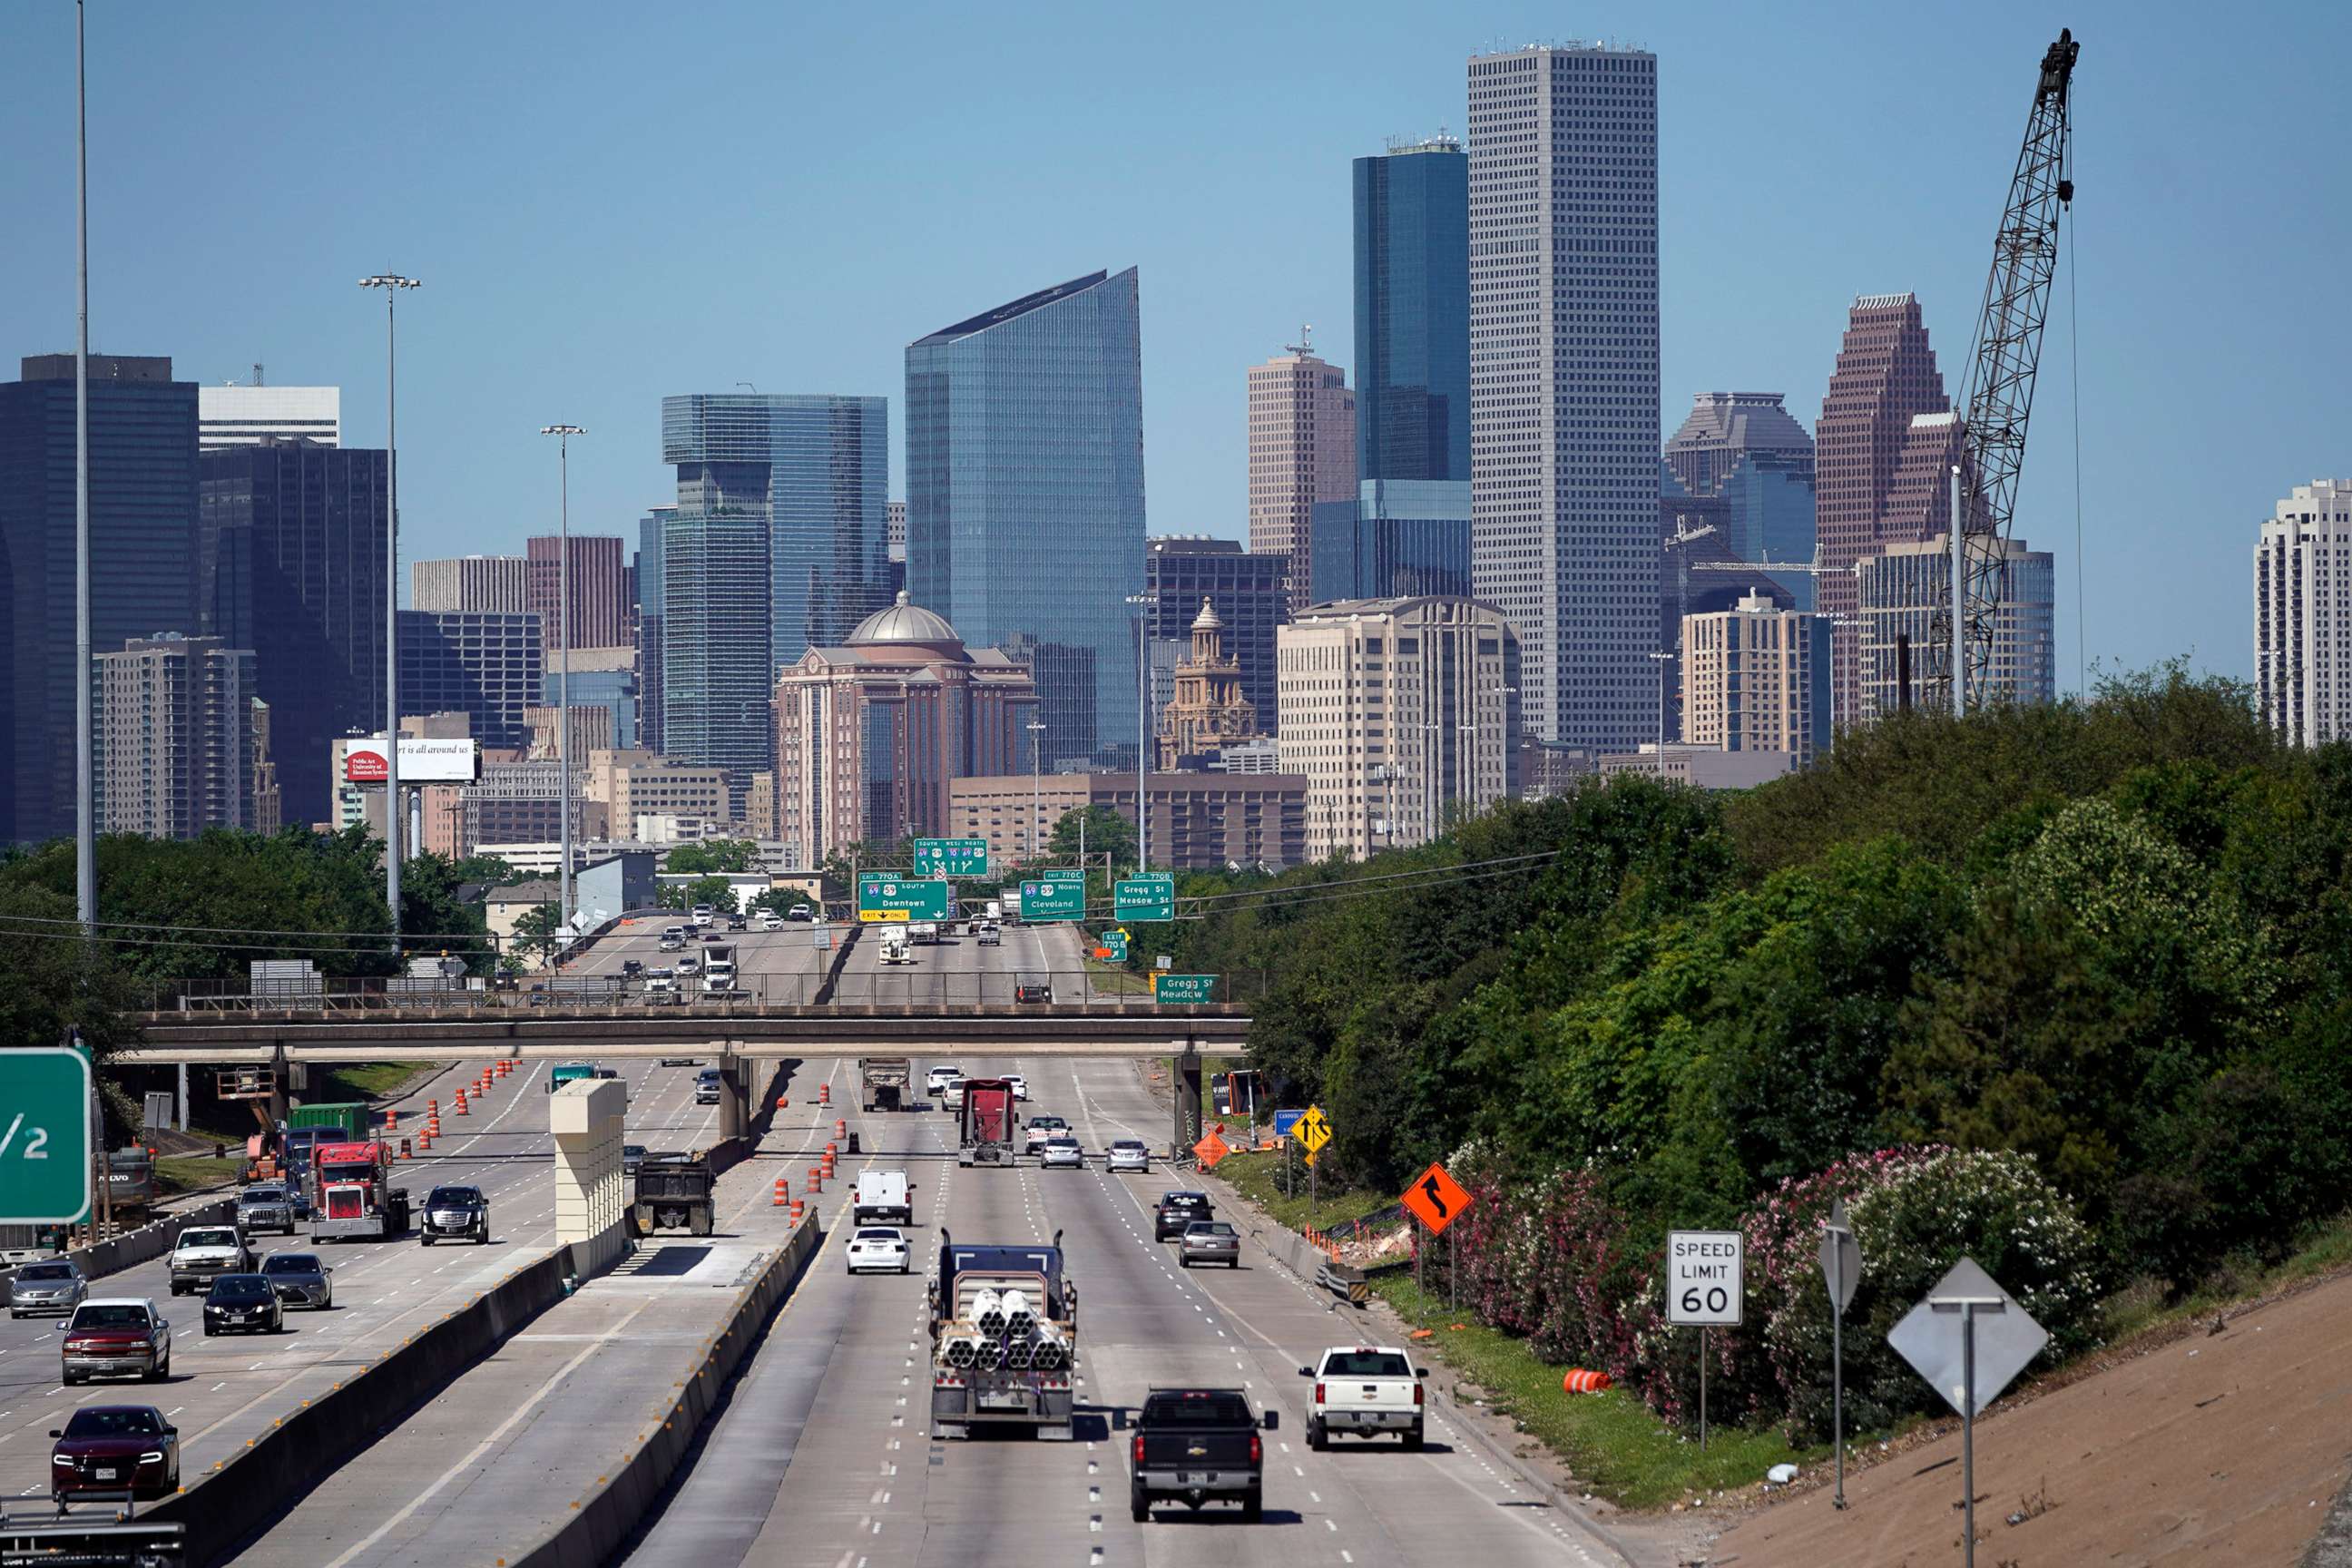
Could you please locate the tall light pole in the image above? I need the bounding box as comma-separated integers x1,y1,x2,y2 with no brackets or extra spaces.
360,275,419,941
73,0,93,939
1125,593,1151,873
1026,719,1046,865
541,425,584,928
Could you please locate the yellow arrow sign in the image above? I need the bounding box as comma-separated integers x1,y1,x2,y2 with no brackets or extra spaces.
1292,1103,1332,1154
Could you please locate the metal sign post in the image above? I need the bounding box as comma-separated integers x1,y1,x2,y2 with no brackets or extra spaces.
1666,1230,1744,1455
1888,1259,2049,1568
1699,1328,1708,1452
1818,1198,1864,1510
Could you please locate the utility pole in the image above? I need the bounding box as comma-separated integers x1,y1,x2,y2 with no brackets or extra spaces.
74,0,94,943
360,273,420,942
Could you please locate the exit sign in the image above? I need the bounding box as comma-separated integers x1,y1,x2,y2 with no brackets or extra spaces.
0,1048,93,1224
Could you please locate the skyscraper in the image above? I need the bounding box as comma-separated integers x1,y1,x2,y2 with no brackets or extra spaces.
97,633,255,838
906,269,1145,765
1857,534,2053,718
1815,294,1950,722
1468,44,1660,751
396,610,544,750
1681,593,1832,764
2256,479,2352,748
634,508,669,755
197,384,339,448
1143,537,1287,732
2,354,201,846
1356,135,1470,485
1663,392,1816,502
525,534,631,662
1248,342,1357,612
412,555,527,614
198,439,389,827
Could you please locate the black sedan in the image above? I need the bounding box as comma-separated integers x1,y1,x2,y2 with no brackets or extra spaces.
201,1273,283,1336
49,1405,179,1502
259,1251,334,1309
419,1185,489,1246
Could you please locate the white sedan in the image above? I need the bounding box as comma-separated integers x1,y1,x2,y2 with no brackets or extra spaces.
1040,1138,1085,1171
846,1227,911,1275
1107,1140,1150,1173
1004,1074,1030,1102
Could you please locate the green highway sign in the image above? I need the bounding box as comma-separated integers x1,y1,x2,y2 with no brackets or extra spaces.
1152,973,1218,1004
0,1048,93,1224
858,876,952,922
1093,929,1130,963
912,838,990,877
1042,867,1085,883
1020,878,1086,920
1114,873,1175,922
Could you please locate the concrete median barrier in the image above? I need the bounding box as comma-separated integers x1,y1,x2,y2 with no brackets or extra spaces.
3,1198,240,1297
146,1241,580,1565
507,1214,824,1568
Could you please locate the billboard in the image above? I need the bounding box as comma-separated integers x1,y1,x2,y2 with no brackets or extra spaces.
342,736,481,784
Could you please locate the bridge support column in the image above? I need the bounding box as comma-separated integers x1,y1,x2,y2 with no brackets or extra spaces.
268,1042,290,1129
1172,1045,1202,1154
719,1048,746,1142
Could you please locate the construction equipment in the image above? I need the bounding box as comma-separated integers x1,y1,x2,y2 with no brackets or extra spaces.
1926,28,2078,709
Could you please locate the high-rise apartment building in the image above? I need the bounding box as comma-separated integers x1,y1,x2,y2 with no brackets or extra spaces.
1856,534,2053,718
525,534,631,663
198,440,388,826
907,269,1145,766
411,554,527,614
2,354,201,846
1278,596,1521,860
1681,593,1832,764
2257,480,2352,748
96,634,255,838
1815,294,1951,721
197,384,339,448
396,610,544,750
1143,537,1286,731
634,507,670,754
1468,45,1659,752
1249,343,1357,612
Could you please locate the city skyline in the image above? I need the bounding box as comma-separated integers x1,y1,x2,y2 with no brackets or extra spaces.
0,4,2345,702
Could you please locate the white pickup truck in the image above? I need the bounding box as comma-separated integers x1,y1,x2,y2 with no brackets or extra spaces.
1298,1345,1428,1450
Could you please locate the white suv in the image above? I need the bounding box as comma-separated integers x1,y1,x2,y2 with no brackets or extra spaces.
926,1065,963,1097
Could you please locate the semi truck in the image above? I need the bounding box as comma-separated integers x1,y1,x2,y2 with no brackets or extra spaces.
878,926,914,965
702,943,739,995
956,1078,1019,1167
860,1056,912,1113
927,1229,1079,1440
308,1141,410,1241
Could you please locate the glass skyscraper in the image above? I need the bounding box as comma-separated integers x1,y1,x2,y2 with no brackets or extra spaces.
906,269,1145,766
1354,138,1470,485
659,396,888,806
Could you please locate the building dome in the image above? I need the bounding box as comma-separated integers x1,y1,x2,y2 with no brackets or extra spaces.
847,591,967,655
1191,596,1224,632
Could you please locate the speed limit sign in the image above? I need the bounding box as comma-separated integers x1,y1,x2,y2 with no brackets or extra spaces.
1667,1230,1744,1327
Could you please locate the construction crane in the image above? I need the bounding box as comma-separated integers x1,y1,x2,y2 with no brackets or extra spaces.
1925,27,2078,711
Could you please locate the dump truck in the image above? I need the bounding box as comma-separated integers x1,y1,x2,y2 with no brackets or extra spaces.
288,1102,371,1142
860,1056,912,1113
632,1154,714,1236
956,1078,1019,1167
308,1141,410,1241
927,1229,1079,1440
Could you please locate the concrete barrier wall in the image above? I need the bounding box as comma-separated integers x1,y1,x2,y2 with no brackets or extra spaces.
148,1242,577,1566
508,1215,824,1568
3,1198,240,1298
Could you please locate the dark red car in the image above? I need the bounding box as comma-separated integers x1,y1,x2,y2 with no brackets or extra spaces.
49,1405,180,1502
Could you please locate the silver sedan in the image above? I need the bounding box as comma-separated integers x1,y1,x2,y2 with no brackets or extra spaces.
1039,1137,1086,1171
6,1259,87,1318
1106,1140,1150,1173
1179,1220,1242,1269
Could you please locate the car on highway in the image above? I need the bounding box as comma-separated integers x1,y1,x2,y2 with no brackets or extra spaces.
48,1405,180,1503
695,1067,723,1105
623,1143,649,1176
1153,1191,1211,1240
1014,974,1054,1004
1024,1114,1070,1154
258,1252,333,1309
846,1226,912,1275
926,1064,964,1097
727,912,749,931
675,953,701,975
659,926,686,951
237,1182,299,1236
691,904,715,926
909,921,939,945
201,1272,284,1336
167,1225,252,1297
418,1184,490,1246
975,921,1002,946
1299,1345,1428,1449
1179,1220,1241,1269
1040,1137,1085,1170
1004,1073,1030,1101
1130,1387,1276,1523
8,1258,88,1318
1107,1140,1150,1174
645,975,683,1004
757,911,783,932
60,1298,172,1385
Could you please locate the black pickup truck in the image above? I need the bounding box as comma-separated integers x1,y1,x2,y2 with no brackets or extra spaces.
1130,1387,1278,1522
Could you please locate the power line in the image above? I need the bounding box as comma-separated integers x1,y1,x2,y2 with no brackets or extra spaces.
0,910,489,945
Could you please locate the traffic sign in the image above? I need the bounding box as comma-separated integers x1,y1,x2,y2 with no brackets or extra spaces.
1400,1161,1472,1235
1019,878,1085,920
1114,873,1175,921
1042,867,1085,883
1093,929,1129,964
911,838,989,877
1272,1109,1305,1140
1819,1198,1862,1316
1151,973,1217,1004
1887,1257,2048,1420
0,1048,93,1224
858,877,951,921
1666,1230,1745,1327
1193,1130,1230,1170
1291,1104,1332,1155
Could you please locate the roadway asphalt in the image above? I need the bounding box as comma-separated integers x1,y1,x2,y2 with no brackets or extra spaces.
829,916,1091,1006
568,917,839,1005
0,1053,724,1507
617,1050,1611,1568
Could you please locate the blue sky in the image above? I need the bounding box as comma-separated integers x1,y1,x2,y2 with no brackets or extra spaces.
2,0,2346,688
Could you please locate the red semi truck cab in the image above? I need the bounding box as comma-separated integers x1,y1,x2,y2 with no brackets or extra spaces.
957,1080,1018,1167
309,1142,411,1240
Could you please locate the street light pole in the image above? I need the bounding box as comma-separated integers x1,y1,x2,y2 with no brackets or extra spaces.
74,0,94,941
1126,593,1151,873
360,274,420,943
541,425,585,930
1027,719,1046,865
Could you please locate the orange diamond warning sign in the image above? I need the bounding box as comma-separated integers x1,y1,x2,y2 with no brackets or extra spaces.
1400,1161,1473,1235
1193,1131,1230,1170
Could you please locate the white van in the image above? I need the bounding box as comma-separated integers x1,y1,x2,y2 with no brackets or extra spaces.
851,1170,914,1227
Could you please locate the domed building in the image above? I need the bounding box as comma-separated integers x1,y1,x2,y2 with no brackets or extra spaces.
771,593,1037,862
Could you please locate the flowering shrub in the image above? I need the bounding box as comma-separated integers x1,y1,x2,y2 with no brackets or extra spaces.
1447,1141,1646,1375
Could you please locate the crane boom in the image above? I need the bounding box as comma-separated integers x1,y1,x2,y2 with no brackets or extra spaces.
1926,28,2077,709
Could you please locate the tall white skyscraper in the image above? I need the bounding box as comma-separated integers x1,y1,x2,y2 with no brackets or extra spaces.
2257,479,2352,748
197,384,340,447
1467,44,1659,750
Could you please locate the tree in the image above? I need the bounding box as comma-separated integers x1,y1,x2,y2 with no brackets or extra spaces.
664,839,759,875
750,887,816,918
657,874,739,913
1047,806,1135,870
510,901,564,963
